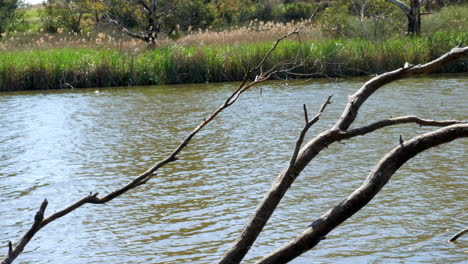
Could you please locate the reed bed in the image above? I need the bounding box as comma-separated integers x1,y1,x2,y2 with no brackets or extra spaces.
0,30,144,52
1,31,466,91
177,20,324,46
0,19,322,52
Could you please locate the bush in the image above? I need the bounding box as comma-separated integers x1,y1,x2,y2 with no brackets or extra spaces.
273,2,317,22
0,0,26,34
422,4,468,34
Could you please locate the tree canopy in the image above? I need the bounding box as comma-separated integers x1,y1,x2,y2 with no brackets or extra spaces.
0,0,23,35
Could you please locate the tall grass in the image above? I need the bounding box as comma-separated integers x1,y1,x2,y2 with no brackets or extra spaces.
1,31,466,91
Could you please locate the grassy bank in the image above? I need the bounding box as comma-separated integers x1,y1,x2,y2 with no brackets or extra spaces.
0,31,466,91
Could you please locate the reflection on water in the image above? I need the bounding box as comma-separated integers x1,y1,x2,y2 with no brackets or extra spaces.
0,75,466,263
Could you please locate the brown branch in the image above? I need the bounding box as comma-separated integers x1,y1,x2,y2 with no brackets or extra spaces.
288,95,333,172
2,200,48,264
257,123,468,264
339,116,465,139
0,19,307,264
449,227,468,242
218,46,468,264
333,46,468,131
105,16,148,41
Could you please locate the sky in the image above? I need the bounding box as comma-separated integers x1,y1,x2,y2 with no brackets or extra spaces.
25,0,43,5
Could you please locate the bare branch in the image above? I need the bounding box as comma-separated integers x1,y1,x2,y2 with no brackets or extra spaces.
288,95,333,172
2,199,48,264
0,16,310,264
219,46,468,264
333,46,468,131
7,243,11,260
252,5,320,72
303,104,309,124
105,16,148,41
258,123,468,264
339,116,465,139
449,227,468,242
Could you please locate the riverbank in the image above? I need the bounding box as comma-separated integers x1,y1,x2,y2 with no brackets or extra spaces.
1,31,466,91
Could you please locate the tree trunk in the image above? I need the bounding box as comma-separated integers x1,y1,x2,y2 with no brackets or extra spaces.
386,0,421,35
407,0,421,35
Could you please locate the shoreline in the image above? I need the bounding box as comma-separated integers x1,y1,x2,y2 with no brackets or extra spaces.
2,72,466,95
1,32,467,92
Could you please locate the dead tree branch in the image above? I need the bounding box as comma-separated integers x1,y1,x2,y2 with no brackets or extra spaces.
289,96,333,169
218,46,467,264
449,227,468,242
0,20,313,264
339,116,466,139
257,123,468,264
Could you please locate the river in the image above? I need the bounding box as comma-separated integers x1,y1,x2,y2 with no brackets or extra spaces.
0,75,466,263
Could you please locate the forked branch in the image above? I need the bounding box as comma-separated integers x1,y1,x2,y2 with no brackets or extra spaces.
218,46,467,264
288,95,333,170
258,123,468,263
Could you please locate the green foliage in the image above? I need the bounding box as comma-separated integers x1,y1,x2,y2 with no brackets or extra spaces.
273,2,317,22
170,0,214,31
422,3,468,33
1,31,466,91
318,2,351,37
104,0,148,30
208,0,258,26
40,0,91,33
0,0,27,34
23,8,42,32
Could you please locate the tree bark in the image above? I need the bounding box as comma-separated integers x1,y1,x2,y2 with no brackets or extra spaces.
387,0,421,35
218,46,468,264
257,124,468,263
407,0,421,34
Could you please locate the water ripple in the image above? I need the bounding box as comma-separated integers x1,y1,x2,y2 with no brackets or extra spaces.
0,76,466,263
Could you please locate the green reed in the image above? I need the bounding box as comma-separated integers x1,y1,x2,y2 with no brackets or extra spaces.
0,31,466,91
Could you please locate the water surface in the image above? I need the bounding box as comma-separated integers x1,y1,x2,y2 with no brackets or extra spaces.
0,75,467,263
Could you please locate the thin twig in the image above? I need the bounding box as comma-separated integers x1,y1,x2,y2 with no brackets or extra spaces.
1,15,311,264
288,95,333,171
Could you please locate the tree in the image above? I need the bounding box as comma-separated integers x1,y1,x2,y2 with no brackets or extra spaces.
167,0,214,32
40,0,90,33
104,0,174,44
208,0,257,25
0,0,22,35
386,0,424,35
350,0,397,39
318,0,352,37
1,22,467,263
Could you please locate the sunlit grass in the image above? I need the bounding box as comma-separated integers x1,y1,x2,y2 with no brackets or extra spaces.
1,3,467,90
1,31,466,91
